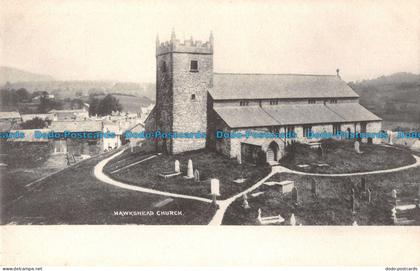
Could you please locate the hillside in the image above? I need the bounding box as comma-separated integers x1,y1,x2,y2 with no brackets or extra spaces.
349,73,420,129
0,66,54,85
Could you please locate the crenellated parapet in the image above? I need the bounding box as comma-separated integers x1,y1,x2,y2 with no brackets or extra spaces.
156,30,213,56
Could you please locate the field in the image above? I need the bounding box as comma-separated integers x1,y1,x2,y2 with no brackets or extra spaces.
89,94,153,113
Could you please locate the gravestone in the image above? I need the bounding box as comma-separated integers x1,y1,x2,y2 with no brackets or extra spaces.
291,187,299,205
311,179,317,196
174,160,180,173
187,159,194,178
290,213,296,226
194,169,200,182
367,188,372,203
352,221,358,226
242,194,250,209
351,189,356,214
236,155,242,165
391,189,397,206
354,141,361,154
391,207,397,224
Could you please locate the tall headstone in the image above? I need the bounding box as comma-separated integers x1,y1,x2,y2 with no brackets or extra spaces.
391,189,397,206
242,194,250,209
290,213,296,226
291,187,299,205
174,160,180,173
194,169,200,182
354,141,361,154
187,159,194,178
236,154,242,165
351,189,356,214
391,207,397,224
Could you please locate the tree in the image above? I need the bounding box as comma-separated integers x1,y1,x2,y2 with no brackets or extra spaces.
89,94,122,116
21,117,51,129
16,88,30,102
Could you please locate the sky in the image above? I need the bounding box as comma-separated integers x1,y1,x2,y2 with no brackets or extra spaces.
1,0,419,83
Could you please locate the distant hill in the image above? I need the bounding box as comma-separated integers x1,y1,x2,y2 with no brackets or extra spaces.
0,66,54,85
349,72,420,128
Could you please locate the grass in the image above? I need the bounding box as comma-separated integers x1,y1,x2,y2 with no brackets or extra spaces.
1,151,216,225
104,148,271,200
280,140,416,173
222,165,420,225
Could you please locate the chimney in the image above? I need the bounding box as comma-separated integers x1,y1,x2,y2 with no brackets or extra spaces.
336,68,341,78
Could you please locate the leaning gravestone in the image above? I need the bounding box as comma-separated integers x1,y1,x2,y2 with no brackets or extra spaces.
174,160,180,173
194,169,200,182
354,141,361,154
291,187,299,205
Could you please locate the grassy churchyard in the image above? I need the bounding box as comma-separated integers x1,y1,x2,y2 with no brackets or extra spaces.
223,142,420,225
280,139,416,173
104,148,271,200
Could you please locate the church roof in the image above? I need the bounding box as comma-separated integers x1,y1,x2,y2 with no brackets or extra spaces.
213,103,381,128
210,73,359,100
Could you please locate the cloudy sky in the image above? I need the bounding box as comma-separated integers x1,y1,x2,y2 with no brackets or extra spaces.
1,0,419,82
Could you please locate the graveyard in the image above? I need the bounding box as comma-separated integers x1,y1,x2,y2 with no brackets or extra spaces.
222,166,420,225
104,147,271,200
280,139,416,174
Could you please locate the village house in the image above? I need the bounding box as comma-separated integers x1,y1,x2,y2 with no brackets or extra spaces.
49,108,89,121
0,111,22,133
145,31,382,164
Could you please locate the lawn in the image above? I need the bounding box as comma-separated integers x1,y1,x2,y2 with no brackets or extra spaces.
1,151,215,225
222,166,420,225
280,140,416,173
104,148,272,200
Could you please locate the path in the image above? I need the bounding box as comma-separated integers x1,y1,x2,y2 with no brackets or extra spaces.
94,149,420,226
283,154,420,177
94,150,212,203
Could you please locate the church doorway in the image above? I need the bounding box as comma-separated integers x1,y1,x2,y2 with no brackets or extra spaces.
266,141,279,162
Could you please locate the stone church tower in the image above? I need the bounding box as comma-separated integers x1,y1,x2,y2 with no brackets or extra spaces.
154,30,214,153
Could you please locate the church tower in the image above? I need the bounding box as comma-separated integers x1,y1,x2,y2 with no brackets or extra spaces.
155,30,214,153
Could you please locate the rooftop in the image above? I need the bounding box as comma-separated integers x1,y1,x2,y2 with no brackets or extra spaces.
49,120,103,133
209,73,359,100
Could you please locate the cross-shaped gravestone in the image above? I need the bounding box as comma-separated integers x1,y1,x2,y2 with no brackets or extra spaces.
367,188,372,203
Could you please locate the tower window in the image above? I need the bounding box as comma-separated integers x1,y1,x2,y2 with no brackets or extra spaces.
190,60,198,72
239,100,249,106
269,100,279,105
308,99,316,104
161,61,167,72
191,94,196,100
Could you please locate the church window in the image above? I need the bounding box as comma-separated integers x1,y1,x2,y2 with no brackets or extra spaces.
303,125,312,137
269,100,279,105
190,60,198,72
333,123,341,135
308,99,316,104
330,99,338,104
191,94,196,100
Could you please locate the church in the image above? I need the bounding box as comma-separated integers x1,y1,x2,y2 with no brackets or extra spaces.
144,30,382,164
